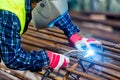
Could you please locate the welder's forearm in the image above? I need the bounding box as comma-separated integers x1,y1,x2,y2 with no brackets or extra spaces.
0,11,50,72
2,49,49,72
54,12,80,37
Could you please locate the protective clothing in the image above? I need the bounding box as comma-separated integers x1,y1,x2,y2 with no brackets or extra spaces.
46,50,69,71
0,0,26,35
69,33,102,50
32,0,68,29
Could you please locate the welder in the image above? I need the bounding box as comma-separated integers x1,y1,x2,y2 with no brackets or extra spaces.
0,0,102,72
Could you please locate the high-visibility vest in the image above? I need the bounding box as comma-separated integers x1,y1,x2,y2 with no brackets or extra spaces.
0,0,26,35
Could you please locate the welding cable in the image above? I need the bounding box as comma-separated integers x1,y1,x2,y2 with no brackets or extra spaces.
69,72,78,80
41,67,53,80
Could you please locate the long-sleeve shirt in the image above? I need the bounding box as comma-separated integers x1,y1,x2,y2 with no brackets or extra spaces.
0,0,80,72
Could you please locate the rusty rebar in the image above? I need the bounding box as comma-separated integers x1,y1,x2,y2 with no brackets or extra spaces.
0,64,31,80
70,11,120,29
27,26,120,53
1,21,120,80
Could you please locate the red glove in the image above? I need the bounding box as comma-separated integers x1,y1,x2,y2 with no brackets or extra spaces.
69,33,102,50
46,50,70,71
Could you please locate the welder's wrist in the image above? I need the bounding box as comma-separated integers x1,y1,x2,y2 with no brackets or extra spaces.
54,12,80,37
38,50,50,66
29,50,50,72
46,50,52,65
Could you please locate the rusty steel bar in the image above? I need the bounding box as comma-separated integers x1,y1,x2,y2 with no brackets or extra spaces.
66,59,119,80
21,37,109,79
77,57,120,72
92,67,120,79
1,22,120,80
65,68,101,80
70,57,120,79
99,51,120,61
69,59,120,80
63,63,78,80
24,27,120,62
25,16,120,80
29,26,120,49
45,28,120,50
70,11,120,29
22,38,104,80
70,58,120,78
27,26,120,53
22,38,120,79
88,68,119,80
22,38,67,53
79,11,120,17
28,26,67,39
102,40,120,49
0,70,19,80
38,65,101,80
73,22,120,43
26,29,68,44
46,28,120,50
23,32,120,61
103,46,120,53
28,26,119,52
0,64,31,80
26,27,120,61
24,40,116,80
22,34,73,52
24,32,120,60
21,28,120,79
77,10,120,22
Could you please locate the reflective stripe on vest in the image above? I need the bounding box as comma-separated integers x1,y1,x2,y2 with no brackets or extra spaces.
0,0,26,35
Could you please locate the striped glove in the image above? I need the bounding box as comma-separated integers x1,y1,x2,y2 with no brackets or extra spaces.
46,50,70,71
69,33,102,50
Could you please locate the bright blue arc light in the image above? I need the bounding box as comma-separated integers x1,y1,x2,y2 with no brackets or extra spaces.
84,49,95,58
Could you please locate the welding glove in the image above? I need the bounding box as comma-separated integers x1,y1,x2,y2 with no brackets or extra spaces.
46,50,70,71
69,33,102,50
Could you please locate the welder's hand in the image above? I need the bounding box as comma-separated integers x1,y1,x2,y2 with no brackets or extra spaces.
69,33,102,50
46,50,70,71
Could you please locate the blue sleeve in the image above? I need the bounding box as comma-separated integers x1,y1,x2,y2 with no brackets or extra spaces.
54,11,80,37
0,10,49,72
